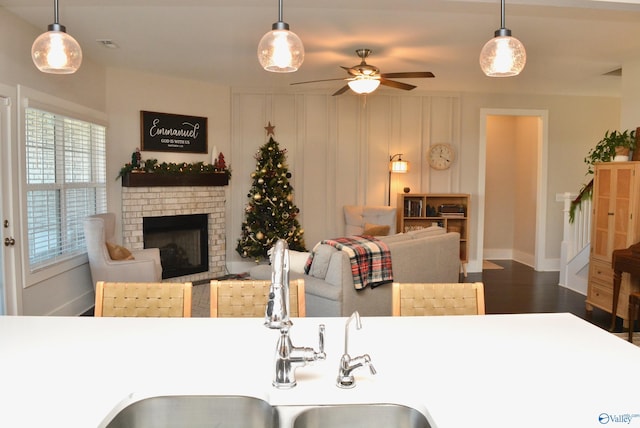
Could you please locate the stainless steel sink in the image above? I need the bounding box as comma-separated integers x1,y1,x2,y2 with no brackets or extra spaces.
103,395,279,428
289,404,432,428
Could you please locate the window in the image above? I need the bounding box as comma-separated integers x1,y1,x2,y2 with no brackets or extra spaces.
24,107,106,271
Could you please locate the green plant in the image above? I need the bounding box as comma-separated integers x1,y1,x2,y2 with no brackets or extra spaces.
584,129,636,175
117,158,231,180
569,179,592,224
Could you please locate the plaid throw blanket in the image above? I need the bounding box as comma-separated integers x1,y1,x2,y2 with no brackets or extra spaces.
305,236,393,290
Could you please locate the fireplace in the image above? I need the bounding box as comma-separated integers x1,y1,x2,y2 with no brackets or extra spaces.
122,184,226,283
143,214,209,279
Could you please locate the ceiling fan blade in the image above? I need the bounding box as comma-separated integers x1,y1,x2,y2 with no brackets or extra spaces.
380,78,416,91
332,85,351,96
290,77,347,86
380,72,435,79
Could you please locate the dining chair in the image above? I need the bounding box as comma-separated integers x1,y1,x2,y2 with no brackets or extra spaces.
210,279,306,318
392,282,485,316
94,281,192,317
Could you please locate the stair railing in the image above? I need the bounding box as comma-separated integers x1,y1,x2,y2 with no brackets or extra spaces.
559,191,591,286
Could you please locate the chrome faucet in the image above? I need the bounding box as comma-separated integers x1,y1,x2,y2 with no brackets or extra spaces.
266,239,326,389
337,311,376,389
265,239,292,330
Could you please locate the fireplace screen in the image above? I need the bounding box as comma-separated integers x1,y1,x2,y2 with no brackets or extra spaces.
143,214,208,279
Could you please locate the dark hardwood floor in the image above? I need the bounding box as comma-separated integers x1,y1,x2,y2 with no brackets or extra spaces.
465,260,616,331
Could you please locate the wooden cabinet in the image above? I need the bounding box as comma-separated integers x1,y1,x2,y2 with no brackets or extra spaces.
397,193,470,271
586,162,640,324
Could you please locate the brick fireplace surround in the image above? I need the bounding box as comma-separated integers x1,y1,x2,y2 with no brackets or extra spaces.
121,185,226,283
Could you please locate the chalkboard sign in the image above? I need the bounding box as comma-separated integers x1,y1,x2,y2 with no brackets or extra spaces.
140,111,207,153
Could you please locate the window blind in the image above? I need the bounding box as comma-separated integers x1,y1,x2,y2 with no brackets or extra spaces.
25,108,106,270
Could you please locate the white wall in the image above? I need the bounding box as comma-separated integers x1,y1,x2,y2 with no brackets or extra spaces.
621,59,640,131
0,8,106,112
485,116,517,255
104,67,232,242
513,116,538,264
0,7,106,315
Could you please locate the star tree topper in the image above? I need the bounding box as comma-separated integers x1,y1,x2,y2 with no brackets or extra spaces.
265,121,276,137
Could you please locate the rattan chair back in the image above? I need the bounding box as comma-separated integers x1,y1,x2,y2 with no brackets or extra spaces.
94,281,192,317
210,279,306,318
392,282,485,316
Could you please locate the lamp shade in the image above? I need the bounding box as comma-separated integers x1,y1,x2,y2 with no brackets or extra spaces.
258,25,304,73
479,33,526,77
32,26,82,74
390,159,409,173
348,77,381,94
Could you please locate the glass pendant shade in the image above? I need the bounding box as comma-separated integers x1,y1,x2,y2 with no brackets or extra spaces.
479,31,526,77
258,22,304,72
348,77,381,94
32,26,82,74
32,0,82,74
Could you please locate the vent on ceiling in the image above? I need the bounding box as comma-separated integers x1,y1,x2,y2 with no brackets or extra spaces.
96,39,119,49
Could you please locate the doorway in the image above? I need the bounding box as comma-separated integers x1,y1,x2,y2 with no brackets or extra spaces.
477,109,549,271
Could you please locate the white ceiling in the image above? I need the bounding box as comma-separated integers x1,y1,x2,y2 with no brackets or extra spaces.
3,0,640,97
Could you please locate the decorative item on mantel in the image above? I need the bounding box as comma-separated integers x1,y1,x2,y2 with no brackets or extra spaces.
117,149,231,187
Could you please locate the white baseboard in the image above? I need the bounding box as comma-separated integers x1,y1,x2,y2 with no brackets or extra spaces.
483,249,559,272
48,290,95,316
483,249,513,260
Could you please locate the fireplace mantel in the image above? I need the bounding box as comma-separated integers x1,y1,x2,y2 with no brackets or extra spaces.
121,172,229,187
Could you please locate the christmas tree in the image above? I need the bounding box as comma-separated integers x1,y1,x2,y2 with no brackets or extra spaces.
236,135,306,261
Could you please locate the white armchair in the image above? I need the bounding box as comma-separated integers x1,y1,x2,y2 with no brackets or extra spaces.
83,213,163,289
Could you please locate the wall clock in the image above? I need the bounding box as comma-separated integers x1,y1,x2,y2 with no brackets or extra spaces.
428,143,455,170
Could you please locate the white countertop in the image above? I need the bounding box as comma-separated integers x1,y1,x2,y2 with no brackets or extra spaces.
1,313,639,427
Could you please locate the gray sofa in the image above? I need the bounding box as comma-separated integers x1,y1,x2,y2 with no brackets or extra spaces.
250,227,461,317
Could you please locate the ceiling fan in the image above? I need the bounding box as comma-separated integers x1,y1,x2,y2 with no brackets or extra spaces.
291,48,435,96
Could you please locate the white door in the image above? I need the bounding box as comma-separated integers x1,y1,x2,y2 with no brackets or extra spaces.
0,95,6,315
0,86,21,315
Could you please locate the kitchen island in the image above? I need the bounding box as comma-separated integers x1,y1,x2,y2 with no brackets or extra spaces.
0,313,638,427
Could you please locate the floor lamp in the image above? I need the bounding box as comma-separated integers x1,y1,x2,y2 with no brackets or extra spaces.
388,154,409,205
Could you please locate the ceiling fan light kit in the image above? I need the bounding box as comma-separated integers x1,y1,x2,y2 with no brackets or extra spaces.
32,0,82,74
479,0,526,77
257,0,304,73
291,48,434,95
348,76,381,94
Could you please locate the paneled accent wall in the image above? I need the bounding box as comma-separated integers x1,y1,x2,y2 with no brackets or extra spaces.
229,91,460,267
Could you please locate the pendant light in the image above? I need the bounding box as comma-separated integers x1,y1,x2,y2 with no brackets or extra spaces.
31,0,82,74
479,0,526,77
257,0,304,73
